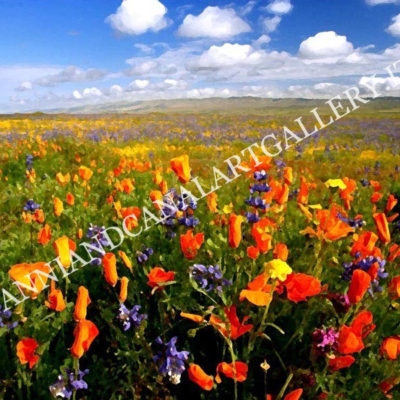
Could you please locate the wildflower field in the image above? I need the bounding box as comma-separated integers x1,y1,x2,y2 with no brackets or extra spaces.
0,109,399,400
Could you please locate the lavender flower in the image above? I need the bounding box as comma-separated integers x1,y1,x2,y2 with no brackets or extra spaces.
250,183,270,194
136,247,153,263
49,369,89,399
189,264,232,294
337,213,365,229
253,170,268,181
153,337,189,384
0,306,18,330
23,199,40,213
118,304,147,331
178,216,199,227
312,327,339,356
245,196,268,210
246,212,260,223
26,155,34,171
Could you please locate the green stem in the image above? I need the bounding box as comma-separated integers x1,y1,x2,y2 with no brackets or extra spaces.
227,340,238,400
72,358,79,400
276,372,293,400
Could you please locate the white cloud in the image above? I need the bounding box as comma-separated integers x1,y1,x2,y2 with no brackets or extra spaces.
177,7,251,39
263,16,282,32
298,31,354,62
134,44,153,54
240,1,257,16
15,82,33,92
105,0,168,35
266,0,293,15
132,79,150,89
82,87,103,97
366,0,398,5
72,90,82,99
387,14,400,36
253,34,271,48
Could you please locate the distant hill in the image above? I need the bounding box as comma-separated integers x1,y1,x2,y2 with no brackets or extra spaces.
10,96,400,116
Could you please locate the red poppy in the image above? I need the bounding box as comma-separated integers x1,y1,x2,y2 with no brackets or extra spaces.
373,213,391,244
187,364,213,391
283,273,321,303
385,194,398,214
70,320,99,358
215,361,248,383
180,230,204,260
228,213,245,248
381,336,400,360
347,269,371,304
388,276,400,299
329,355,355,371
17,338,40,368
147,267,175,290
210,306,253,340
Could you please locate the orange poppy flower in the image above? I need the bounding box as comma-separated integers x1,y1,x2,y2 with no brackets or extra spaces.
388,276,400,299
373,213,391,244
180,230,204,260
273,243,288,261
328,355,355,371
210,306,253,340
33,209,45,223
188,364,213,391
284,389,304,400
283,166,293,185
239,272,273,306
120,178,135,194
70,319,99,358
77,228,83,239
251,218,274,254
16,338,40,368
119,277,129,302
45,281,66,312
38,224,52,245
102,253,119,287
159,179,168,195
297,176,309,205
170,155,191,183
370,180,382,192
370,192,383,204
247,246,260,260
380,377,400,399
380,336,400,360
55,172,70,187
351,310,375,338
207,192,218,213
118,251,133,271
351,231,382,259
74,286,91,321
150,190,163,210
385,194,398,214
9,262,50,298
228,213,245,248
300,204,354,242
66,192,75,206
78,166,93,181
340,177,357,210
180,312,204,323
337,325,365,354
53,236,76,268
147,267,175,289
53,197,63,217
215,362,248,383
347,269,371,304
22,211,32,223
283,273,321,303
121,206,141,231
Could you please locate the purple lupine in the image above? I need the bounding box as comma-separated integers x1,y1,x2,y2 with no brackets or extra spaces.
118,304,147,331
24,199,41,213
246,212,260,223
0,306,18,330
178,216,199,227
337,213,365,229
245,196,268,210
49,369,89,399
250,183,270,194
253,170,268,181
153,337,189,384
312,327,339,356
136,247,153,263
189,264,232,294
26,155,34,171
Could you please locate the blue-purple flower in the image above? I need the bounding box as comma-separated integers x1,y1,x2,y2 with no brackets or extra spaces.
118,304,147,331
49,369,89,399
189,264,232,294
23,199,40,213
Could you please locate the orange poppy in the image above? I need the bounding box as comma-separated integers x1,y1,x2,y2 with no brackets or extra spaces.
283,273,321,303
351,310,375,338
180,230,204,260
351,231,382,259
66,192,75,206
121,206,141,231
340,177,357,210
56,172,70,187
33,209,45,223
9,262,50,298
337,325,365,354
45,281,66,312
119,277,129,302
284,389,304,400
207,192,218,213
247,246,260,260
77,228,83,239
78,166,93,181
297,176,309,205
170,155,191,183
273,243,288,261
385,194,398,214
347,269,371,304
370,192,383,204
283,166,293,185
370,180,382,192
373,213,391,244
388,276,400,299
38,224,52,245
16,338,40,368
70,319,99,358
150,190,163,210
74,286,91,321
159,179,168,195
180,312,204,323
53,236,77,268
228,213,245,248
118,251,133,271
210,306,253,340
102,253,119,287
188,364,213,391
120,178,135,194
328,355,355,371
53,197,63,217
239,272,274,306
147,267,175,289
251,218,274,254
215,362,248,383
380,336,400,360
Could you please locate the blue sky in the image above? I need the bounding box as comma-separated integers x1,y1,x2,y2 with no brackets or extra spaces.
1,0,400,111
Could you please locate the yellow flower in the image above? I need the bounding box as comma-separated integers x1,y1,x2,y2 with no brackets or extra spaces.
264,259,292,281
223,203,234,214
325,179,347,190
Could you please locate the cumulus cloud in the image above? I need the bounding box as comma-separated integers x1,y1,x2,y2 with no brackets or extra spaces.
298,31,354,62
177,7,251,39
263,16,282,32
266,0,293,15
387,14,400,36
239,1,257,16
105,0,168,35
35,66,107,87
15,82,33,92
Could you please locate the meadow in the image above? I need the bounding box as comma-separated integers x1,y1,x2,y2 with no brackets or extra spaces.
0,106,399,399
